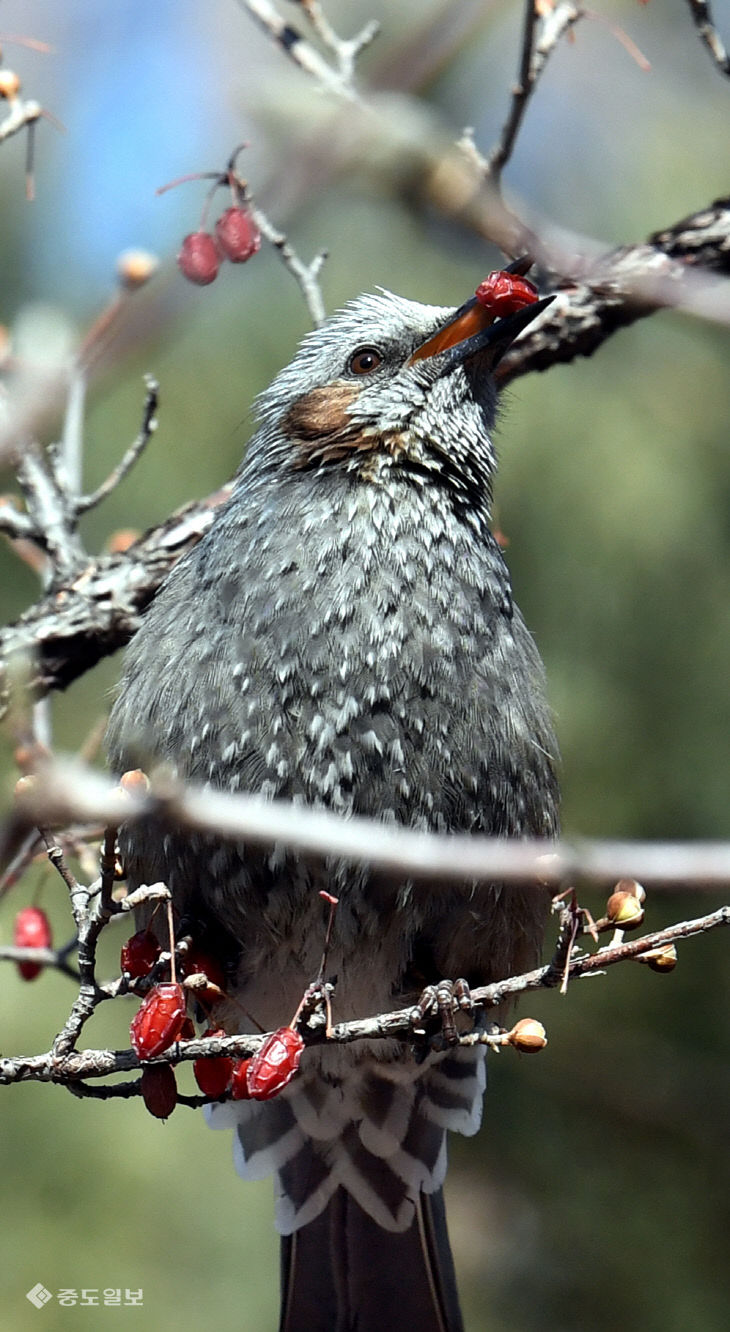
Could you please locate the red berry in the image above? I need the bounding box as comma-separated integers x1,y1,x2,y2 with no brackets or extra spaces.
475,270,539,318
194,1027,234,1098
214,207,261,263
140,1063,178,1119
230,1057,254,1100
13,906,52,981
246,1026,304,1101
130,982,188,1059
177,232,220,285
121,929,161,979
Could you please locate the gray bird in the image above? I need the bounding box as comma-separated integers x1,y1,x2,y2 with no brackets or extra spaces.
107,269,559,1332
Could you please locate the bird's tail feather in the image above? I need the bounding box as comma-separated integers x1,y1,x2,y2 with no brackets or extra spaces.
279,1183,463,1332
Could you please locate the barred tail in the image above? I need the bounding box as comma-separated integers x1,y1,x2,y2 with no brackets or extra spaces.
280,1183,463,1332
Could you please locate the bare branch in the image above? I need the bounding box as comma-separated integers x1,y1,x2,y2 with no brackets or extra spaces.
685,0,730,77
0,96,41,145
499,195,730,382
0,483,232,712
14,441,85,582
5,761,730,892
75,377,159,515
1,905,727,1091
0,499,35,541
238,0,378,102
488,2,583,182
296,1,380,87
247,200,328,327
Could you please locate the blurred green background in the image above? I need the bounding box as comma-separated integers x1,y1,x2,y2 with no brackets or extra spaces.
1,2,729,1329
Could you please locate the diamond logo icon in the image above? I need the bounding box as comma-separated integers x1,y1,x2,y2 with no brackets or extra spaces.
26,1284,53,1309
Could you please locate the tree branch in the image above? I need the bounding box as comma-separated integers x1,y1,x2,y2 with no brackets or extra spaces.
1,193,727,712
685,0,730,77
1,903,726,1092
487,1,582,182
5,761,730,891
237,0,378,102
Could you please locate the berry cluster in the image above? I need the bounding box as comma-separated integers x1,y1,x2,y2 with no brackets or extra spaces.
177,206,261,286
123,928,304,1117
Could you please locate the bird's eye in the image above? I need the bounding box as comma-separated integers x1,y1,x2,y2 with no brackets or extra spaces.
348,347,383,375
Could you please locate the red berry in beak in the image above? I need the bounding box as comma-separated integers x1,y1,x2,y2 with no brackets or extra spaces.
475,270,539,318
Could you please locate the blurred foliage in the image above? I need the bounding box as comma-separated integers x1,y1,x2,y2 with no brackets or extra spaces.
1,1,729,1329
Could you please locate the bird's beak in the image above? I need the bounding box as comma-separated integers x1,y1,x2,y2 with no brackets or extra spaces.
409,271,555,373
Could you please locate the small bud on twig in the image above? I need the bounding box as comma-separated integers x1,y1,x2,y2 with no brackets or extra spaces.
116,249,158,291
636,943,678,973
507,1018,548,1053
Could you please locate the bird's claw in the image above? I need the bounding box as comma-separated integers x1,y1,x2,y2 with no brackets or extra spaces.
410,978,473,1045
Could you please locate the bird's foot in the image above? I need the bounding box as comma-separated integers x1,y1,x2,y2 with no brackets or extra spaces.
410,978,473,1045
290,978,336,1036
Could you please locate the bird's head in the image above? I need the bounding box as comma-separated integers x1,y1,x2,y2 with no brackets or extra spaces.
248,263,553,507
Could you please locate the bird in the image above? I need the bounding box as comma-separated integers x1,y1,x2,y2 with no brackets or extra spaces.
106,263,559,1332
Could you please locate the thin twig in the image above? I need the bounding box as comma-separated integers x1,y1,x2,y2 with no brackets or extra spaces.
0,97,41,144
295,1,380,87
487,2,582,180
0,943,79,982
0,828,40,898
685,0,730,77
487,0,539,180
14,442,85,582
247,199,328,326
75,377,159,515
0,501,35,541
238,0,373,102
58,368,86,497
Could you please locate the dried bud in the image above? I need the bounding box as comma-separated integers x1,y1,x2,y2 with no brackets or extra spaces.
214,207,261,264
118,768,151,796
106,529,140,554
614,878,646,905
0,69,21,100
637,944,677,973
177,231,219,285
13,741,50,774
606,890,644,929
140,1063,178,1119
507,1018,548,1054
13,774,37,800
117,248,158,290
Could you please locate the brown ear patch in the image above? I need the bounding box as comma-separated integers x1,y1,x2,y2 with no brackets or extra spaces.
283,382,379,468
283,383,359,443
